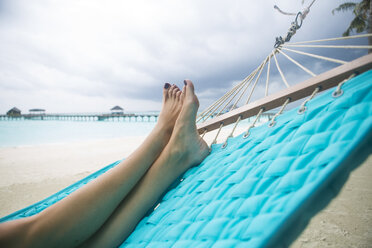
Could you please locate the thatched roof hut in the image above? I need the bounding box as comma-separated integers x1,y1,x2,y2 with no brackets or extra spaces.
7,107,21,117
110,106,124,114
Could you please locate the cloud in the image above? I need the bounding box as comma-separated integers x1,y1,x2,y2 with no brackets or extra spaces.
0,0,365,114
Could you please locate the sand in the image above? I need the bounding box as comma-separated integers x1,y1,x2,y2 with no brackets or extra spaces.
0,136,371,247
0,137,146,217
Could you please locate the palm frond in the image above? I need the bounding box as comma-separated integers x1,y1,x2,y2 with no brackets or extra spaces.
342,15,367,36
343,28,351,37
359,0,371,10
332,2,356,15
352,16,367,32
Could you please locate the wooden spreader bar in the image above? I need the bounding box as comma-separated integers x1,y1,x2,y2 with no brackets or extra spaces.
197,53,372,134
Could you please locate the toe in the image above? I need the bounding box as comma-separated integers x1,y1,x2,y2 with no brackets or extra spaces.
176,91,182,101
171,85,178,98
174,86,181,96
168,84,175,98
183,79,198,107
184,79,195,98
163,83,171,99
180,87,185,102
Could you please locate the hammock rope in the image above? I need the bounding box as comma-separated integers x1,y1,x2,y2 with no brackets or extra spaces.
281,47,347,64
265,55,271,96
197,32,372,148
231,58,268,109
277,49,316,77
228,59,270,113
283,44,372,49
268,97,291,128
194,0,372,150
298,86,320,114
201,129,207,139
272,50,290,88
245,56,270,105
218,71,354,150
216,71,257,116
197,59,264,123
274,0,316,17
288,33,372,45
332,73,356,98
202,72,364,144
222,115,242,148
197,71,256,122
197,79,246,122
211,122,224,145
243,108,264,138
197,85,240,122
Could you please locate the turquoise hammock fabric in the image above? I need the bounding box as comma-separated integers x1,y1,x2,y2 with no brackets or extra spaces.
1,70,372,247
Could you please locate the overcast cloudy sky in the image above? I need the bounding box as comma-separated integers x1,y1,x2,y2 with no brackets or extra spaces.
0,0,366,114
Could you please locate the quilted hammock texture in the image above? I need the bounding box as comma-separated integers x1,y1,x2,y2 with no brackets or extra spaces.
1,70,372,248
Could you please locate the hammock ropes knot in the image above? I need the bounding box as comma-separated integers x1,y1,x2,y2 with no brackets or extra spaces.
273,0,316,48
274,11,303,48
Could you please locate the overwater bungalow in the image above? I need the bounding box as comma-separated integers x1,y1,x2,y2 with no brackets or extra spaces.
29,109,46,115
6,107,21,117
110,106,124,115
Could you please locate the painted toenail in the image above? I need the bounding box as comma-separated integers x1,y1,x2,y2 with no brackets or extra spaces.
183,80,187,86
164,83,170,89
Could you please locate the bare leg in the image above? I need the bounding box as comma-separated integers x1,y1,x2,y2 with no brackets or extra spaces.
82,80,209,247
0,83,183,248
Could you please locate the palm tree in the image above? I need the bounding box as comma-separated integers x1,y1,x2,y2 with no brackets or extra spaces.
332,0,372,53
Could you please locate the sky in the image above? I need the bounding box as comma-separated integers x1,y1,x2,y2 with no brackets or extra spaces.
0,0,367,114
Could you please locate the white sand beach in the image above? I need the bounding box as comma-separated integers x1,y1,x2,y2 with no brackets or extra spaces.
0,136,371,247
0,137,146,217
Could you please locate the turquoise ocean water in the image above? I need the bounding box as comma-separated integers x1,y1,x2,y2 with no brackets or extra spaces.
0,120,156,147
0,113,271,147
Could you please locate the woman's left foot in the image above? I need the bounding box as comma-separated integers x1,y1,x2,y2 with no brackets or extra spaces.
156,83,184,135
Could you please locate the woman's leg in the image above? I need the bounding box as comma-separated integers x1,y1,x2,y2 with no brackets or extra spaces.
82,80,210,248
0,83,184,248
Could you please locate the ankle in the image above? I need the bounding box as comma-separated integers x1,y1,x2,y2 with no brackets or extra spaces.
154,120,173,136
162,145,192,174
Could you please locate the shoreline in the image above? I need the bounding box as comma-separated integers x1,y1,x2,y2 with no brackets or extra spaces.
0,136,371,247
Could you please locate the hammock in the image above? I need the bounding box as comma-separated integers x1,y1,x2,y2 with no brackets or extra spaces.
1,69,371,247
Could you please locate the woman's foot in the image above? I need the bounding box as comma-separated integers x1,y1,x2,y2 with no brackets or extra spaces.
156,83,184,135
166,80,210,173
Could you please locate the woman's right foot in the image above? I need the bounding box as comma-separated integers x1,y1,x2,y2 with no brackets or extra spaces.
166,80,210,173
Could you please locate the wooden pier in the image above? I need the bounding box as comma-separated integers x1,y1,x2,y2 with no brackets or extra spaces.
0,112,275,124
0,113,159,122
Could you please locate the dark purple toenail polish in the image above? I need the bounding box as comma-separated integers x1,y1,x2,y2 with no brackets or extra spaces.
164,83,170,89
183,80,187,86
